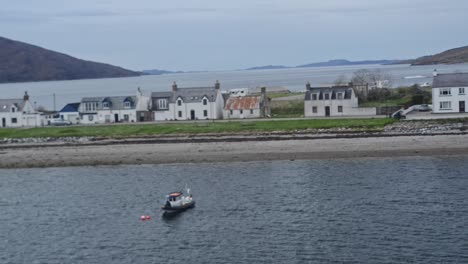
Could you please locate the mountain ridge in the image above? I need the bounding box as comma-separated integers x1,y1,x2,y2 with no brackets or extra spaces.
0,36,140,83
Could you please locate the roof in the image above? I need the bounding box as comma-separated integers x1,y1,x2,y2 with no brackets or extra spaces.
172,87,217,103
224,96,261,110
305,86,353,100
81,96,137,110
151,91,173,98
433,73,468,88
59,103,80,113
0,99,24,113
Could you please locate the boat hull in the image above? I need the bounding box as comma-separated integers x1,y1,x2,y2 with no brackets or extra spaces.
162,201,195,214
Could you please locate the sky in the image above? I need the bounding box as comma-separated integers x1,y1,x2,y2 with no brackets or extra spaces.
1,0,468,71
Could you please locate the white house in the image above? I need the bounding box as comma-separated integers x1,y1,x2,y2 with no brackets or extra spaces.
304,82,376,117
223,87,271,119
0,92,42,128
431,71,468,113
152,81,224,121
59,103,81,124
78,88,151,124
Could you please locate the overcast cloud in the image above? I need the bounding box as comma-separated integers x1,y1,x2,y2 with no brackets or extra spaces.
1,0,467,71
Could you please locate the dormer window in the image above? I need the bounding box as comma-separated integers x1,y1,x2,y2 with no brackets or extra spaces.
158,99,168,109
203,98,208,105
12,107,16,113
324,93,330,100
103,102,110,109
124,102,131,108
337,93,343,100
177,99,182,106
312,94,318,100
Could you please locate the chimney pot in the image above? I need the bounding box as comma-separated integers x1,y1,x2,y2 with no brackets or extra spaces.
172,81,178,92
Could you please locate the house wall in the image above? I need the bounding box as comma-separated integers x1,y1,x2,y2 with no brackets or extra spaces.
432,86,468,113
60,112,80,124
223,108,261,119
305,98,376,117
0,112,23,128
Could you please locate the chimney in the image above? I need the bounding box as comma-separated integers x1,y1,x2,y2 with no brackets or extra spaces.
306,81,311,91
23,91,29,101
172,81,178,92
433,69,438,77
261,87,266,94
215,80,220,90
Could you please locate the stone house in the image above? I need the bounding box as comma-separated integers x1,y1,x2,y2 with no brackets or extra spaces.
223,87,271,119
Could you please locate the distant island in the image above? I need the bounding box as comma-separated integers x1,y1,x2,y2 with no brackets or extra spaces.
141,69,184,75
0,36,140,83
244,59,402,71
406,45,468,65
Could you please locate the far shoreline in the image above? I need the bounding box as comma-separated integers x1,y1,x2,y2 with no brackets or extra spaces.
2,134,468,169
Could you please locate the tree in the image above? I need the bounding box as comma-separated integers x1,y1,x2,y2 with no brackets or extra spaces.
351,69,393,88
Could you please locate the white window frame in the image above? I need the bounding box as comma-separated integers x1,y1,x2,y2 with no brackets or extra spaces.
459,88,465,95
312,106,317,113
439,88,451,96
338,105,343,112
312,94,318,100
324,93,330,100
177,99,182,106
124,102,131,109
337,93,343,100
158,99,168,109
203,98,208,105
439,101,451,109
103,102,110,109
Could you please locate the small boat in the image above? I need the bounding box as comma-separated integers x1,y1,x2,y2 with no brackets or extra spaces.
162,188,195,214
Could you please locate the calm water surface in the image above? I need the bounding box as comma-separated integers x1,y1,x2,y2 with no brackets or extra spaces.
1,157,468,263
2,63,468,109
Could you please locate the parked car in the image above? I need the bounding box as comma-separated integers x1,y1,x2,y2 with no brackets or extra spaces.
418,104,431,112
49,119,72,126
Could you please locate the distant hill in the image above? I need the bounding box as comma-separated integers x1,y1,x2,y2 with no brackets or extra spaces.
408,45,468,65
0,36,140,83
297,59,400,68
245,65,290,70
141,69,183,75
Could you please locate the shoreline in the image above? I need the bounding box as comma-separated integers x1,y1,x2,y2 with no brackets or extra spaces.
2,134,468,169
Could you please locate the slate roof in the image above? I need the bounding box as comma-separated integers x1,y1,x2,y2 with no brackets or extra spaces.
81,96,137,110
433,73,468,88
224,96,261,110
59,103,80,113
0,99,24,113
151,87,218,103
305,86,353,101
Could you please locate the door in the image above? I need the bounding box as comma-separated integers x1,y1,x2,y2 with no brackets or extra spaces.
190,110,195,120
459,101,465,113
325,106,330,117
1,118,5,127
114,113,119,123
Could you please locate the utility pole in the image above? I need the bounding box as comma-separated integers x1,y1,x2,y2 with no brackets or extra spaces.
53,93,56,112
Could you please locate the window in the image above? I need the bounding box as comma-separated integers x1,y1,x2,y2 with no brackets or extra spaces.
230,110,233,115
124,114,130,121
312,94,317,100
177,100,182,106
11,108,15,113
312,106,317,113
250,109,254,114
337,93,343,100
439,101,451,109
440,88,451,95
124,102,131,108
240,109,243,114
158,99,168,109
203,110,208,117
103,102,109,109
324,93,330,100
11,118,17,123
203,99,207,105
338,106,343,113
178,111,182,118
460,88,465,94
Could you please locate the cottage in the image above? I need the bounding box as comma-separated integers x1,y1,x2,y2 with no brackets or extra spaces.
0,92,41,128
431,71,468,113
78,88,151,124
59,103,80,124
152,81,224,121
223,87,270,119
304,82,376,117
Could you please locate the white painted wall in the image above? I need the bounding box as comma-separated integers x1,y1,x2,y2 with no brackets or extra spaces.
305,97,376,117
432,86,468,113
223,109,260,119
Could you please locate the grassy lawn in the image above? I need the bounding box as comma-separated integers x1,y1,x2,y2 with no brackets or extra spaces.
0,118,397,139
271,100,304,118
359,96,412,107
268,92,304,99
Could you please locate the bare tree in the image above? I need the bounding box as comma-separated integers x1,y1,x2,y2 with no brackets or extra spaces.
351,69,393,88
333,74,348,86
